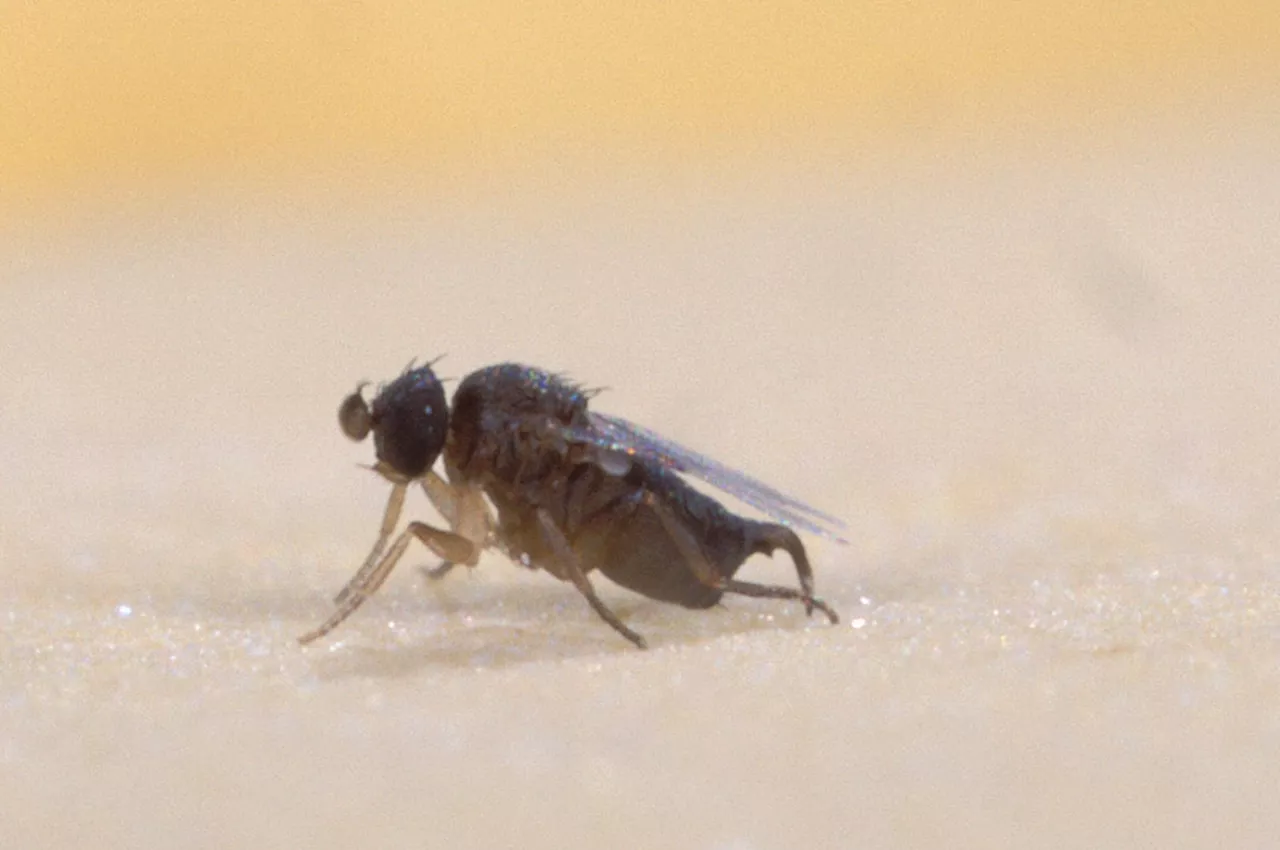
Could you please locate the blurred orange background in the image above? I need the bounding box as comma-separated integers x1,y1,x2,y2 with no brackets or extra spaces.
5,8,1280,847
5,0,1277,214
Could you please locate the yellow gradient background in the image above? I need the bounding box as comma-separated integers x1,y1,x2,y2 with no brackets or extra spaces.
6,6,1280,849
5,1,1277,205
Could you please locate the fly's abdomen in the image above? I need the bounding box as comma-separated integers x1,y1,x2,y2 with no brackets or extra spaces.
587,476,757,609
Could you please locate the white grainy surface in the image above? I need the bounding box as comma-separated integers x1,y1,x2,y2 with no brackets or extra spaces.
3,114,1280,849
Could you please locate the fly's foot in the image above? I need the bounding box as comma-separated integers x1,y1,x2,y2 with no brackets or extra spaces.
805,596,840,624
420,561,457,582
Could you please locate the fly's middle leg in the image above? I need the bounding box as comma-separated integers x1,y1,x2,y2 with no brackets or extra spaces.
645,494,840,624
535,508,648,649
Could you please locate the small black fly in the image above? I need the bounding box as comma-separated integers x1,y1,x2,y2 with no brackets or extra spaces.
300,362,845,649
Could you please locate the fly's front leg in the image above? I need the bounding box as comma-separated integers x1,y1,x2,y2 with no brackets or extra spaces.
418,475,491,582
419,471,461,581
420,471,460,527
646,493,840,625
299,520,480,645
535,508,648,649
333,482,407,606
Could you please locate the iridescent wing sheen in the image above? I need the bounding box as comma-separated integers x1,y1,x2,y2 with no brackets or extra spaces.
564,411,849,544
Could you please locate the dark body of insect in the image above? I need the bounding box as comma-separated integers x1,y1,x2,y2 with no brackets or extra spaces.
300,362,845,649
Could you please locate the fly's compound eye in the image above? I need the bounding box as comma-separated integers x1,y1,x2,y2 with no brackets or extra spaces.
338,384,372,441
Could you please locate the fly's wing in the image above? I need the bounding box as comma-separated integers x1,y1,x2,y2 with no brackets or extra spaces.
564,411,849,544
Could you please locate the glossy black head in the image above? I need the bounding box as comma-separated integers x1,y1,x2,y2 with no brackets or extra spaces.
338,364,449,479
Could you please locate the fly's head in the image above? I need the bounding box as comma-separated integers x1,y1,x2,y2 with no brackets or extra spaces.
338,364,449,481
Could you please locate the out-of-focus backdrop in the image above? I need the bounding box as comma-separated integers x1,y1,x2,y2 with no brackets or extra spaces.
4,5,1280,849
4,1,1277,212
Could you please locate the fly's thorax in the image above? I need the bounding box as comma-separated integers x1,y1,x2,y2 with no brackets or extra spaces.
445,362,591,480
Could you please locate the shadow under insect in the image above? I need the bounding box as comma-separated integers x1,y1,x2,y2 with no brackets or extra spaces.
305,575,841,677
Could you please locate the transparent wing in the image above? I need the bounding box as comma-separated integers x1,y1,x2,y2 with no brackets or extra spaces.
564,411,849,544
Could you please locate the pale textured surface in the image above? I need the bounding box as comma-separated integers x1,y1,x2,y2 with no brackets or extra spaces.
3,112,1280,848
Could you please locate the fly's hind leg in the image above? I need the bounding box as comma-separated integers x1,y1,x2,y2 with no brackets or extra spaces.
646,495,840,625
750,524,835,620
535,509,648,649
